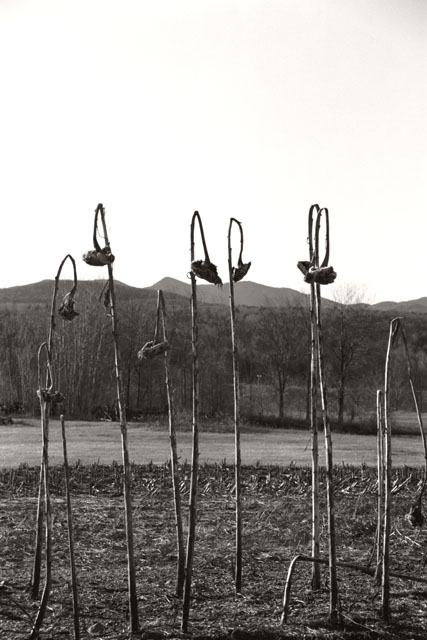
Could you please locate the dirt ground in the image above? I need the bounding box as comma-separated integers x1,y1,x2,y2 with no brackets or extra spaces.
1,463,427,639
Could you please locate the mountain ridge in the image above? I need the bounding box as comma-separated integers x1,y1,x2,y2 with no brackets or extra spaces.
0,277,425,313
147,277,311,307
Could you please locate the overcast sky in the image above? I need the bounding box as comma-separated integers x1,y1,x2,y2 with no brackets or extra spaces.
1,0,426,302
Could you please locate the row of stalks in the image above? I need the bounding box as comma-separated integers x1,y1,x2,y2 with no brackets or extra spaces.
27,206,251,637
282,213,427,627
24,202,427,637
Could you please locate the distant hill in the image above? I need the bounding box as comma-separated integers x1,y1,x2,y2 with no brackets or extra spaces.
0,279,164,309
371,297,427,314
0,277,425,313
148,277,310,308
150,278,427,313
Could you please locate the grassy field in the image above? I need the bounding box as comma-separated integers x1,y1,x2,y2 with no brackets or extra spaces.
1,413,426,469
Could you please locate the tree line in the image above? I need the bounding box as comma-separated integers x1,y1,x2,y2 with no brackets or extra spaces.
0,281,426,426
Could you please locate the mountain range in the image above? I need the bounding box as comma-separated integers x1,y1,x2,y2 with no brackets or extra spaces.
149,278,427,314
0,277,426,314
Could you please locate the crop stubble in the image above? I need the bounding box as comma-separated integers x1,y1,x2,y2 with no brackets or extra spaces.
1,463,427,639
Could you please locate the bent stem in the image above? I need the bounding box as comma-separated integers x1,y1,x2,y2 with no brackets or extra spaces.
192,210,211,264
281,553,427,625
159,290,185,597
228,218,244,593
96,204,139,634
29,344,53,639
308,204,321,591
313,208,338,625
182,212,202,632
399,322,427,501
31,254,78,599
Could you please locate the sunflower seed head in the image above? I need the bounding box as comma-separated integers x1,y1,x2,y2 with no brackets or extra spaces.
232,261,251,283
191,260,223,286
37,389,66,404
83,248,115,267
58,292,79,321
301,265,337,285
137,340,171,360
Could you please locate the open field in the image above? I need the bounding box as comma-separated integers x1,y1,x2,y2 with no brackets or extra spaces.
2,415,427,638
1,414,426,469
2,463,427,639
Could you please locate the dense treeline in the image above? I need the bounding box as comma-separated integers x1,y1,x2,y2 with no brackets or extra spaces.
0,280,426,425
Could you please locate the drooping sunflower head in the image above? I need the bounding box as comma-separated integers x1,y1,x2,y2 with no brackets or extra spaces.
191,259,223,286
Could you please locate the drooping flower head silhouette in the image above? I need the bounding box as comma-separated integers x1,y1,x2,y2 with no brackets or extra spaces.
229,218,251,283
190,211,222,286
297,205,337,285
138,291,171,360
83,204,115,267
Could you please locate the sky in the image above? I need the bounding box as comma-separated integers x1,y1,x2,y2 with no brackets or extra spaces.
0,0,426,303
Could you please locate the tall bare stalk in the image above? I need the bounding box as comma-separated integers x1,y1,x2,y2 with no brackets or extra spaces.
299,206,338,624
314,289,338,624
60,413,80,640
138,290,185,596
228,217,251,593
380,317,426,622
182,211,222,632
375,389,384,583
83,204,139,633
31,255,78,599
400,321,427,517
29,343,54,639
381,317,400,623
160,291,185,597
308,205,320,590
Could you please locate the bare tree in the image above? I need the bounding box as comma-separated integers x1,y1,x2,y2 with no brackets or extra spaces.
328,283,371,428
257,308,306,424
